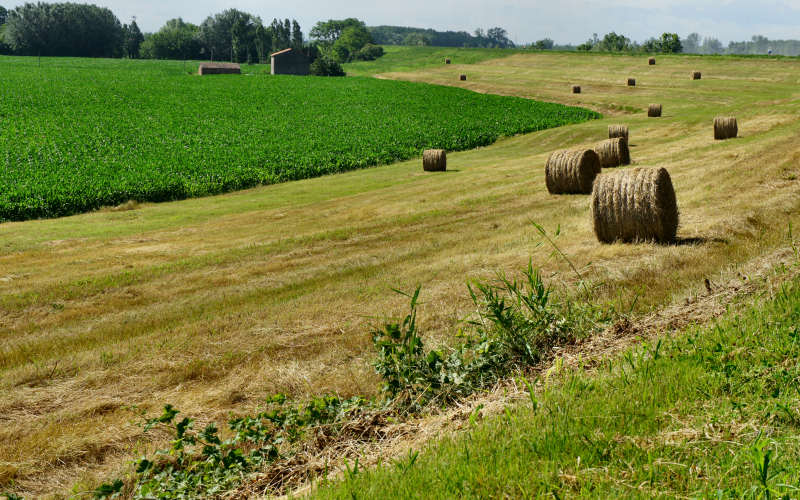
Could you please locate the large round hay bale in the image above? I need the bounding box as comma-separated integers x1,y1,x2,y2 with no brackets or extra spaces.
627,78,636,86
713,116,738,140
608,124,629,141
572,85,581,94
423,149,447,171
692,71,702,80
459,74,467,81
648,104,662,117
593,138,630,168
648,57,656,65
591,167,678,243
445,58,451,64
545,148,601,194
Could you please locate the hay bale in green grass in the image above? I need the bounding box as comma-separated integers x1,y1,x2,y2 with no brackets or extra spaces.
545,148,601,194
460,74,467,81
445,58,451,64
593,138,630,168
423,149,447,171
591,167,678,243
648,57,656,65
572,85,581,94
648,104,662,117
608,124,629,140
714,116,738,140
692,71,702,80
627,78,636,86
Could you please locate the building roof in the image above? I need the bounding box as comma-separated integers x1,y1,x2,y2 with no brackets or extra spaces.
270,48,294,57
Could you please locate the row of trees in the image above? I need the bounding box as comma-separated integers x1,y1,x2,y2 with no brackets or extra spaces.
575,32,682,53
369,25,514,48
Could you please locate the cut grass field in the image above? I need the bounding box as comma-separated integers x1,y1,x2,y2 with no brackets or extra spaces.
2,49,800,496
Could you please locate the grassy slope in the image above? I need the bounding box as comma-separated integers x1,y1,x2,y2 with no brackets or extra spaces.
314,264,800,499
343,45,526,76
2,50,800,496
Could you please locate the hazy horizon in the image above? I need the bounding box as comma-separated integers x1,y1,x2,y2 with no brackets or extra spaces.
3,0,800,45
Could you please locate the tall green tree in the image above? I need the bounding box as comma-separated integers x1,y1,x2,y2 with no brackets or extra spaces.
198,9,259,62
0,5,7,26
140,18,202,60
122,19,144,58
291,19,303,49
4,3,123,57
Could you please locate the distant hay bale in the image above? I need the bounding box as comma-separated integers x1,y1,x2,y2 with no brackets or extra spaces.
648,57,656,65
460,74,467,81
714,116,738,140
627,78,636,86
423,149,447,171
445,58,451,64
648,104,662,117
591,167,678,243
572,85,581,94
692,71,702,80
545,148,601,194
593,138,630,168
608,124,629,141
198,63,241,75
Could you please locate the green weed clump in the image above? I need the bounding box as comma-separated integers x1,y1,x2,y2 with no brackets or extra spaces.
0,56,599,222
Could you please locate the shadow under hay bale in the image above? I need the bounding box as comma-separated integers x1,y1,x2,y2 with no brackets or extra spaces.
545,148,601,194
423,149,447,171
459,74,467,81
608,124,629,141
198,63,241,75
571,85,581,94
692,71,702,80
592,167,678,243
593,138,630,168
714,116,738,140
627,78,636,86
648,104,662,117
648,57,656,65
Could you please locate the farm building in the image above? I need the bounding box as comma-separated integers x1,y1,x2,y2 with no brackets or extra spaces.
198,63,241,75
271,48,310,75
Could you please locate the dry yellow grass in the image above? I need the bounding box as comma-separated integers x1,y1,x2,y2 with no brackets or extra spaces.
2,52,800,496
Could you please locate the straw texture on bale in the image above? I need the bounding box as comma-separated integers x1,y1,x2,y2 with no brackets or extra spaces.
459,74,467,81
423,149,447,171
648,57,656,65
545,148,601,194
572,85,581,94
608,124,629,141
593,138,630,168
592,167,678,243
445,58,451,64
692,71,702,80
648,104,662,117
713,116,738,140
627,78,636,86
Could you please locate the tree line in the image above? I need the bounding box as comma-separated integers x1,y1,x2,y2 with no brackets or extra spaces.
369,25,514,48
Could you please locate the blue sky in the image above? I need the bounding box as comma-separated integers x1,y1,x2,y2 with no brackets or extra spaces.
7,0,800,44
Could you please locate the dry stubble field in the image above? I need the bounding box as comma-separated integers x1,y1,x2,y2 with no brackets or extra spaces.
2,51,800,496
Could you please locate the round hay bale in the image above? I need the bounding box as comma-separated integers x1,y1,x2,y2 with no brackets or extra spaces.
593,138,631,168
545,148,601,194
648,104,662,117
459,74,467,81
608,124,629,141
713,116,738,140
445,58,451,64
423,149,447,172
591,167,678,243
648,57,656,65
692,71,702,80
627,78,636,86
572,85,581,94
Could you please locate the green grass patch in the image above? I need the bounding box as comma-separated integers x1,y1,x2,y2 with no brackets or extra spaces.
0,56,598,222
343,45,526,76
314,272,800,498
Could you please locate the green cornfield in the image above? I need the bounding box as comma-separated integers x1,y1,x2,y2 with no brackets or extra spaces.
0,57,600,222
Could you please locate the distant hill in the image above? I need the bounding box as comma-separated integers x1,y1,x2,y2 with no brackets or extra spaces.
369,25,514,48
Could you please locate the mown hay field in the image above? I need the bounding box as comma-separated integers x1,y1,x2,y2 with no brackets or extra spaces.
2,51,800,496
0,56,596,222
